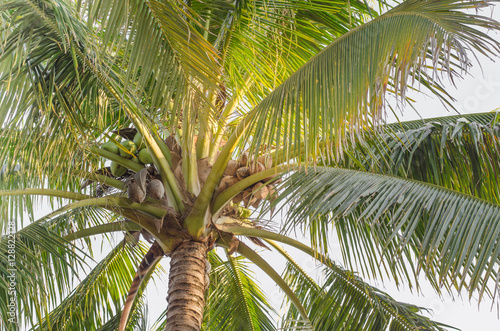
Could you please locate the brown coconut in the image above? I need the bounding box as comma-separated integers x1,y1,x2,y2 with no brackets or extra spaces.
253,182,269,200
223,160,239,177
147,179,165,200
127,181,146,203
242,188,256,207
258,155,273,169
236,167,251,180
134,168,148,193
218,176,239,192
249,162,265,175
239,152,248,166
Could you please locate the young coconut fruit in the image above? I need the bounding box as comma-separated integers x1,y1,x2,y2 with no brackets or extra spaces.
133,132,146,150
102,141,120,154
110,161,127,177
147,179,165,200
119,140,137,158
138,148,154,164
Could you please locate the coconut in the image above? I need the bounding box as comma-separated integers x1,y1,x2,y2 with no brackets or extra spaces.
258,155,273,169
127,181,146,203
223,160,239,177
138,148,154,164
147,179,165,200
131,156,143,165
236,167,250,180
133,132,145,149
119,140,137,158
253,182,269,200
102,141,120,154
218,176,239,192
134,168,148,193
250,162,265,175
239,152,248,166
110,161,127,177
242,188,256,207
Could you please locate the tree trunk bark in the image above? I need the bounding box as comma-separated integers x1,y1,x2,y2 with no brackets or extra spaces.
165,241,207,331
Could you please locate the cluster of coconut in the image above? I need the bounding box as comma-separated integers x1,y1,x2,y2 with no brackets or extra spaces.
218,152,278,208
101,132,154,177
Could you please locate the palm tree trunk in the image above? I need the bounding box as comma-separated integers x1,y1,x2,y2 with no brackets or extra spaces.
165,241,207,331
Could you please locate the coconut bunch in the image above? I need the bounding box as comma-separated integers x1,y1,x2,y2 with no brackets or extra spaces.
218,152,279,209
101,131,154,177
91,129,167,202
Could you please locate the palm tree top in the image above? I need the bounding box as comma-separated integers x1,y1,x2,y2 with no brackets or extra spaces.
1,0,500,330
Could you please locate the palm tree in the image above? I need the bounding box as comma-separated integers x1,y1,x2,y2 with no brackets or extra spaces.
1,0,500,330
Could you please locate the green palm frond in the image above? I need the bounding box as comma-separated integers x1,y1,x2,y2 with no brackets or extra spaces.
335,112,500,204
243,0,499,161
275,167,500,301
385,110,500,131
97,297,149,331
221,0,375,93
33,240,148,331
0,223,86,327
203,250,276,331
281,262,451,331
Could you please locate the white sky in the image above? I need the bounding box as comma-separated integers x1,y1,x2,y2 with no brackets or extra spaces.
23,2,500,331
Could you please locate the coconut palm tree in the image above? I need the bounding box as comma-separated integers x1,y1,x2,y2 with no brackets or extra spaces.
1,0,500,330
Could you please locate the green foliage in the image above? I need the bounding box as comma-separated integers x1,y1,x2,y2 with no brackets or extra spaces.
1,0,500,330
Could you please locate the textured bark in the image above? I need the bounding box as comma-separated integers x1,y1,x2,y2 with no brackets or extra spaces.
165,241,207,331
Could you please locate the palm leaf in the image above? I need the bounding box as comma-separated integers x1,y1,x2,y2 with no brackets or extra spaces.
335,112,500,204
243,0,499,161
33,240,147,331
275,167,500,301
281,261,452,331
0,223,86,327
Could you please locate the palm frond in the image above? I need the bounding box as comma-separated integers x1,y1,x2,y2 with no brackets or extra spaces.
275,167,500,301
335,112,500,204
33,240,148,331
243,0,499,161
0,223,86,327
281,261,452,331
203,250,276,331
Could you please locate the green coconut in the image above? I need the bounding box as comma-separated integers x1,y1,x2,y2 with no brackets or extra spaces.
133,132,145,149
119,140,137,158
102,141,119,155
131,156,143,165
110,161,127,177
138,148,154,164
